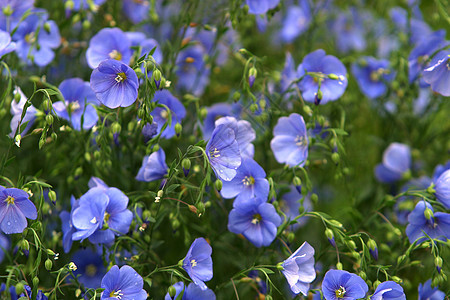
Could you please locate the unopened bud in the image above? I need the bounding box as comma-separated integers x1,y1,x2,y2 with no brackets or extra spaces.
45,114,54,125
328,73,340,80
200,107,208,120
435,256,443,273
65,0,74,10
373,280,381,289
48,190,57,204
182,158,191,177
20,239,29,251
424,208,434,220
32,277,39,287
15,283,24,295
44,22,51,33
111,122,121,134
331,152,340,165
336,262,343,270
368,239,378,261
391,276,402,283
45,258,53,270
215,179,223,191
303,105,313,116
232,91,241,102
248,67,257,87
359,271,366,280
82,19,91,30
175,123,182,136
197,202,205,215
250,103,259,113
168,285,177,298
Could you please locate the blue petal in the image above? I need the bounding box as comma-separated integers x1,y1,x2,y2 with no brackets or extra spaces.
0,205,27,234
383,143,411,174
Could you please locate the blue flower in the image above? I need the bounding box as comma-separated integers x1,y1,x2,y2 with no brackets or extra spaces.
139,38,163,65
434,169,450,209
71,248,106,289
351,57,395,99
86,27,132,69
228,197,281,247
136,148,168,182
280,52,297,98
206,124,242,181
150,90,186,139
371,281,405,300
0,187,37,234
203,102,240,140
246,0,279,15
0,232,9,263
100,265,147,300
71,187,133,244
182,237,213,291
215,116,255,158
175,45,210,96
395,177,431,225
0,0,34,31
13,11,61,67
271,113,308,167
331,8,366,54
280,241,316,296
405,201,450,244
9,87,37,138
53,78,99,130
90,59,139,108
280,1,311,43
297,49,348,105
165,282,216,300
322,269,368,300
123,0,150,24
408,30,447,85
432,160,450,182
221,158,269,206
59,195,79,253
423,50,450,97
418,279,445,300
374,143,411,183
0,29,15,57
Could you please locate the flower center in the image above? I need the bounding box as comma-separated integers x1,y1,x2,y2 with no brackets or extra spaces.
446,56,450,70
115,72,127,83
104,212,110,222
108,50,122,61
25,32,36,44
295,135,306,146
185,56,195,63
160,109,168,119
335,286,346,298
85,264,97,277
251,214,262,225
242,176,255,186
5,196,15,205
210,148,220,158
68,101,81,113
417,55,429,65
109,289,124,299
191,259,197,267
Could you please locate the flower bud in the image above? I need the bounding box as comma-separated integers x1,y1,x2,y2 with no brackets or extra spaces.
153,144,160,152
325,228,336,247
14,91,21,102
250,103,259,113
45,258,53,270
287,232,295,243
424,208,434,220
168,285,177,298
232,91,241,102
175,123,182,136
347,240,356,250
14,134,21,147
328,73,340,80
33,276,39,287
435,256,443,273
248,67,257,87
310,193,318,203
336,262,343,270
46,114,54,125
373,280,381,290
48,190,57,204
111,122,121,134
153,69,162,89
359,271,366,280
197,202,205,215
315,90,323,105
15,282,24,295
331,152,340,165
2,5,13,16
303,105,313,116
367,239,378,261
200,107,208,120
20,239,29,251
44,22,51,33
65,0,74,10
391,276,402,283
182,158,191,176
82,19,91,30
215,179,223,191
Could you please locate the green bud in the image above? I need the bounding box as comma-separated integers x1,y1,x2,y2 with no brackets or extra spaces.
276,262,284,271
72,13,81,24
168,285,177,298
424,208,434,220
39,138,46,149
74,167,83,177
175,123,182,136
265,296,273,300
303,105,313,116
316,89,323,101
287,232,295,243
328,73,340,80
373,280,381,290
20,239,29,251
391,276,402,283
138,107,146,119
142,210,151,220
367,239,377,251
153,144,160,152
232,91,241,102
292,176,301,187
331,152,340,164
259,98,266,110
197,202,205,215
200,107,208,120
435,256,443,268
347,240,356,250
44,22,51,33
111,122,121,134
310,193,318,203
351,251,360,260
249,103,259,113
45,258,53,270
48,190,57,202
171,219,180,230
2,5,13,17
14,91,21,102
65,0,74,10
14,134,21,147
427,183,436,194
329,220,343,228
82,19,90,30
51,132,57,141
15,282,25,295
336,262,343,270
45,114,54,125
249,67,257,78
47,249,56,256
397,254,406,265
182,158,191,172
33,277,39,287
153,69,162,82
325,228,334,240
215,179,223,191
359,271,366,280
